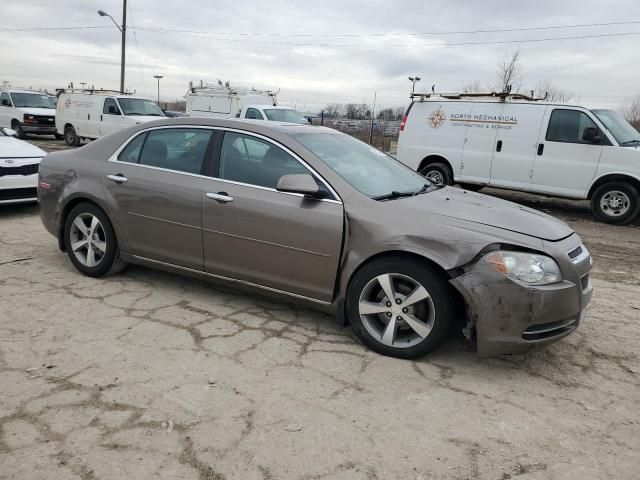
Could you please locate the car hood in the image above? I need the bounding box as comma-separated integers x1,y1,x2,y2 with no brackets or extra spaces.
19,107,56,116
0,137,46,158
393,187,573,241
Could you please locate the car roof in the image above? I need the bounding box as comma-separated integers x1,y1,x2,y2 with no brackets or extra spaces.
134,117,336,135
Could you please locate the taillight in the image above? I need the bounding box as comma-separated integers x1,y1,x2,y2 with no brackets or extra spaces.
400,114,407,131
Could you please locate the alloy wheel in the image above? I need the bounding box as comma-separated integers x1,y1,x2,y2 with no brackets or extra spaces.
358,273,435,348
69,213,107,268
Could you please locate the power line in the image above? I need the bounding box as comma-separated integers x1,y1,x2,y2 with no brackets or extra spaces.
0,26,111,32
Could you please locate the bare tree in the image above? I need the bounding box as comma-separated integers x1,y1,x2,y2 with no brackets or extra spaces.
323,103,343,118
494,49,523,93
621,94,640,131
534,80,578,103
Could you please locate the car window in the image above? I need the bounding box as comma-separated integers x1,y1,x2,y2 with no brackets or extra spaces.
245,108,264,120
219,132,309,189
1,92,12,107
103,98,121,115
118,132,147,163
137,128,212,174
546,109,599,144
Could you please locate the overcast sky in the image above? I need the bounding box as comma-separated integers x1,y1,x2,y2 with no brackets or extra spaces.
3,0,640,111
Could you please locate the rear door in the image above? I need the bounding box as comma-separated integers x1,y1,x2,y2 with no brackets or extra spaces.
458,102,504,183
531,108,604,197
489,103,547,190
201,130,343,301
102,127,214,269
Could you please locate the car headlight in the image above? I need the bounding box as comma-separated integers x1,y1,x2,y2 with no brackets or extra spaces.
483,251,562,285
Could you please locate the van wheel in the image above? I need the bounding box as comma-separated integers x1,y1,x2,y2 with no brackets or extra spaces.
591,181,640,225
346,257,454,359
11,120,26,139
420,162,452,186
64,126,80,146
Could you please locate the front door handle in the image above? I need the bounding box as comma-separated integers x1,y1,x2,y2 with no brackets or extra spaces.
107,174,128,184
496,140,503,152
207,192,234,203
537,143,544,156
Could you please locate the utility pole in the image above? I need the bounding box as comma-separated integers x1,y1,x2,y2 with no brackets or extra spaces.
98,0,127,93
153,75,163,104
368,91,377,145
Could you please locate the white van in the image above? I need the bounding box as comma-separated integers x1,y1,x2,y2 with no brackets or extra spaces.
56,89,165,146
397,93,640,224
0,89,58,139
185,82,276,119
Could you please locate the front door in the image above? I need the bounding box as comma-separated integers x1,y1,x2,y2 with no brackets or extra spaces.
459,102,504,183
0,92,13,128
99,97,124,137
202,131,343,301
490,104,547,190
101,127,214,269
531,108,604,197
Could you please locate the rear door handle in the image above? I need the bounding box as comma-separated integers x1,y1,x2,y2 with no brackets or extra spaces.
496,140,503,152
537,143,544,156
207,192,234,203
107,174,128,184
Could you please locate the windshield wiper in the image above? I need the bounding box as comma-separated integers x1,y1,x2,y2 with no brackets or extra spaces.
372,190,416,201
621,139,640,145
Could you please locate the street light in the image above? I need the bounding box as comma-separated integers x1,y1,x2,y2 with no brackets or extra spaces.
98,1,127,93
153,75,163,105
408,76,421,95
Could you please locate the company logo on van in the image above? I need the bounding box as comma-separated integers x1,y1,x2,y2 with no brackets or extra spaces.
428,109,447,129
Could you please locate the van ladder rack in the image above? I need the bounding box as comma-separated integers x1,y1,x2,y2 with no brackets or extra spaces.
410,91,548,102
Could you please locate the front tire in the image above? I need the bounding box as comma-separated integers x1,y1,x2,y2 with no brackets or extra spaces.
64,125,81,146
420,162,452,186
346,257,454,359
591,181,640,225
11,120,26,139
64,203,124,277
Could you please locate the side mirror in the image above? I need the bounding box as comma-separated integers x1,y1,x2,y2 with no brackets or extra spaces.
1,99,11,107
276,174,323,198
582,127,602,144
108,105,119,115
1,127,18,137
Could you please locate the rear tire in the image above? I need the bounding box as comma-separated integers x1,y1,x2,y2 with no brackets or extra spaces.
64,125,81,146
346,257,454,359
420,162,452,186
591,181,639,225
64,203,125,277
11,120,25,139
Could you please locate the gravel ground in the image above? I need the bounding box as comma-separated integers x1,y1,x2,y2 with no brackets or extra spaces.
0,137,639,479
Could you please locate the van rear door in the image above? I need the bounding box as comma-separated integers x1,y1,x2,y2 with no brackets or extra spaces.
489,103,547,190
458,102,504,183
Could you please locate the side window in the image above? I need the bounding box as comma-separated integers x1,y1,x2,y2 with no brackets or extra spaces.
219,132,309,189
245,108,264,120
103,98,121,115
546,109,599,144
0,92,11,107
138,128,212,174
118,132,147,163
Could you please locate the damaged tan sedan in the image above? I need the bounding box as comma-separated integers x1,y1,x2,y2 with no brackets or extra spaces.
38,118,593,358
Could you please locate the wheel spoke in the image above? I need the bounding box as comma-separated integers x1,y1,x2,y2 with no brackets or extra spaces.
380,316,398,346
376,274,396,302
403,285,430,307
89,215,100,237
401,313,432,339
73,217,88,236
86,244,96,267
92,240,106,253
71,239,88,252
359,301,389,315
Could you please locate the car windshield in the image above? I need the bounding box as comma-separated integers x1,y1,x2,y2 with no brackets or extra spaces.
294,132,428,199
11,92,56,109
264,109,308,124
592,109,640,146
117,98,165,116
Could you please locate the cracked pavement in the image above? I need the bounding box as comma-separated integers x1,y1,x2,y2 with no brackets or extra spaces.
1,165,639,478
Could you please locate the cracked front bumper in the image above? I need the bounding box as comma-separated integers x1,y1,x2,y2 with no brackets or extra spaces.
450,235,593,357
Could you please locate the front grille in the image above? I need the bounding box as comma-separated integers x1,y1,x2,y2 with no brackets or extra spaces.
27,115,55,126
0,187,38,201
522,318,578,341
0,163,39,177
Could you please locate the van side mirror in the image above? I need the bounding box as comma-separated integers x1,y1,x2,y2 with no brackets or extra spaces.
1,99,11,107
276,174,323,198
582,127,602,144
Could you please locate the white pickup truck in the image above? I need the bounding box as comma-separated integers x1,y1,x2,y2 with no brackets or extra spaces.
240,105,310,124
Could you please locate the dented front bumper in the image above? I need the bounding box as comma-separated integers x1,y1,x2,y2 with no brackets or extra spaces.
450,235,593,357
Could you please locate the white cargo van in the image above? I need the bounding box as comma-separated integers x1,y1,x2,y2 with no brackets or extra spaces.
397,92,640,224
185,82,277,118
56,89,165,146
0,89,58,139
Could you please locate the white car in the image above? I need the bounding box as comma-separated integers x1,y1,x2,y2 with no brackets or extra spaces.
0,89,59,139
397,93,640,224
0,127,45,204
56,90,165,146
241,105,310,124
